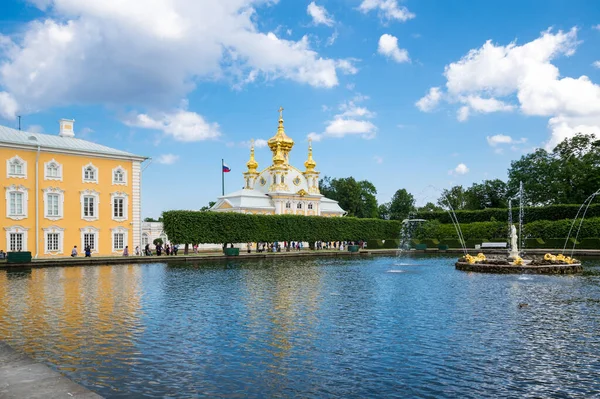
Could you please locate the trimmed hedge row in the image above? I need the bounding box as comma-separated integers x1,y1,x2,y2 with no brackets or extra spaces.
414,217,600,241
415,203,600,224
162,211,402,244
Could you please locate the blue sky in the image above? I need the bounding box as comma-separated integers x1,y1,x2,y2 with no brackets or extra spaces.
1,0,599,218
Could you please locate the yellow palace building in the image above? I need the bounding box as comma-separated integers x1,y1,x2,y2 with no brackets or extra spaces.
0,119,147,258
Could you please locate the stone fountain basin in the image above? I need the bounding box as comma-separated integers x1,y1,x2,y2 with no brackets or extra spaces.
455,261,583,274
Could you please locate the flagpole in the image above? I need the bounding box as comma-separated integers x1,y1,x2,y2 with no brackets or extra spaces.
221,158,225,196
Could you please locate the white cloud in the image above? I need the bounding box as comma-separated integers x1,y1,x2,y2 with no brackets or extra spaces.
358,0,415,22
416,28,600,148
0,0,351,115
307,2,334,26
124,106,221,142
157,154,179,165
377,34,409,63
26,124,44,133
593,61,600,69
457,106,470,122
593,24,600,31
309,96,377,141
457,95,514,121
254,138,268,148
374,155,383,164
449,163,469,175
415,87,442,112
486,134,527,146
336,59,359,75
326,30,338,46
0,92,18,119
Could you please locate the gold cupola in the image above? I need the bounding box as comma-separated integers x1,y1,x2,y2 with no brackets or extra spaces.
272,142,285,166
304,138,317,172
246,139,259,173
268,106,294,163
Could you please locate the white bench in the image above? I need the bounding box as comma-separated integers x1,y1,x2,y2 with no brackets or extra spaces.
481,242,508,249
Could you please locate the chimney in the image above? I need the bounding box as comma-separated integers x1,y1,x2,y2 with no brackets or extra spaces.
59,119,75,137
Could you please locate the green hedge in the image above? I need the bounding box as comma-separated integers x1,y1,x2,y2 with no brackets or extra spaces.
415,204,600,224
162,211,403,244
382,239,400,249
367,239,384,249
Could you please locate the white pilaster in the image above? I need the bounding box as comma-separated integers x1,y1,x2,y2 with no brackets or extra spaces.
132,161,141,250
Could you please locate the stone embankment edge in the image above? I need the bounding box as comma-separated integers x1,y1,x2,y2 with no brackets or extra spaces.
0,341,103,399
1,248,599,269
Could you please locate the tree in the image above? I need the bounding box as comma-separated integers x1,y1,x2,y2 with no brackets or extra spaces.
437,186,467,210
153,237,163,246
464,179,508,210
418,202,443,213
378,203,391,220
319,176,379,218
389,189,415,220
200,201,216,212
507,133,600,205
144,217,158,222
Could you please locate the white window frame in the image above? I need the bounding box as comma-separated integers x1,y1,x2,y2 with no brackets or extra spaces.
6,155,27,179
5,225,28,252
111,227,128,253
112,166,127,186
110,192,129,222
44,159,63,181
82,163,99,184
308,203,314,210
142,233,150,246
43,226,64,255
5,185,28,220
80,189,100,221
285,202,291,209
43,187,65,221
297,202,303,209
80,226,100,254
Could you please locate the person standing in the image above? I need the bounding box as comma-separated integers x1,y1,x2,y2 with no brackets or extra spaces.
135,246,140,256
123,246,129,256
71,245,78,257
85,245,91,257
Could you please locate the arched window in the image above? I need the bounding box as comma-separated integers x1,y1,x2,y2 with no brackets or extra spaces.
44,160,62,180
297,203,302,209
308,203,313,210
142,233,150,246
7,156,26,178
112,166,127,185
286,202,291,209
82,163,98,183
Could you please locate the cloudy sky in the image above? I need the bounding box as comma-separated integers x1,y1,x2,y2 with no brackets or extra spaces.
1,0,599,217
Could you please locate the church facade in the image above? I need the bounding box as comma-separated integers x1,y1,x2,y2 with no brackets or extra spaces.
211,108,345,217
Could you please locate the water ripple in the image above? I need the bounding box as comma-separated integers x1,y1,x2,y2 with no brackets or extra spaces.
1,257,600,398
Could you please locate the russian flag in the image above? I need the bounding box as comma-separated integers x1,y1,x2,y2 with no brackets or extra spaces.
223,163,231,173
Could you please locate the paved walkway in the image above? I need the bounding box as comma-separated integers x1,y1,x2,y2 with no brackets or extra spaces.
0,342,102,399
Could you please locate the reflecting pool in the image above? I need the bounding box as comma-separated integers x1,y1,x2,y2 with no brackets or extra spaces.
1,255,600,398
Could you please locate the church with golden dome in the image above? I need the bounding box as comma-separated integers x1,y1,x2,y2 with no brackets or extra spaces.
211,108,346,217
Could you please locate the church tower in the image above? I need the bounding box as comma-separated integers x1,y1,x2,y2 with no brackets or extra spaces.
303,139,320,194
243,139,259,189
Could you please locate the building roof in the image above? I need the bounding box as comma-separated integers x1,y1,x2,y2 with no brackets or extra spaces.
0,124,147,161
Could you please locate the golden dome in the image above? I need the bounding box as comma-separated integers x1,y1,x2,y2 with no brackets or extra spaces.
304,139,316,172
268,106,294,160
246,139,259,173
273,142,285,166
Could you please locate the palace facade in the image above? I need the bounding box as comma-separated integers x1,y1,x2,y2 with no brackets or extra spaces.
211,109,345,216
1,119,147,257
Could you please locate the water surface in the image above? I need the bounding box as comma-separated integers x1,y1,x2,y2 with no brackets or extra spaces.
1,255,600,398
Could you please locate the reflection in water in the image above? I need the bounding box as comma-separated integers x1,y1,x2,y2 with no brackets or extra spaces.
1,258,600,398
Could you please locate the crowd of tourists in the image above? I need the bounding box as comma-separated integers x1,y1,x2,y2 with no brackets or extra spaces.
252,240,365,253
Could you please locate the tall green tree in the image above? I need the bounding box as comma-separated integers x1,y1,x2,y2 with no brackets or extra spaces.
437,186,467,210
319,176,379,218
508,133,600,205
464,179,508,210
378,203,391,220
389,188,415,220
418,202,443,213
200,201,216,211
